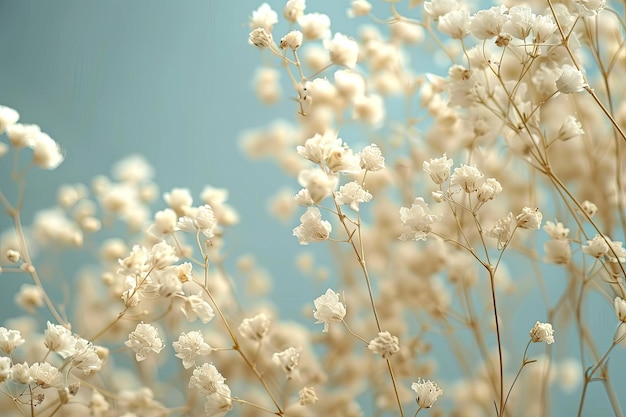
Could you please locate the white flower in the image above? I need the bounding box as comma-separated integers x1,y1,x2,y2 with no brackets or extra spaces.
44,322,76,358
299,386,318,405
173,331,214,369
238,313,271,342
359,143,385,171
30,132,64,170
164,187,193,216
503,5,534,39
516,207,542,229
533,14,556,43
336,181,372,211
556,65,587,94
280,30,303,50
582,234,609,258
71,338,103,374
313,289,346,332
399,197,441,241
30,362,63,388
544,240,571,264
543,221,569,240
11,362,32,384
530,321,554,344
249,27,273,48
557,115,584,141
0,105,19,134
124,322,164,361
476,178,502,202
273,347,300,377
575,0,606,15
204,383,233,417
6,123,40,148
607,239,626,263
298,13,331,40
0,357,11,383
189,363,226,395
176,204,217,238
438,10,470,39
0,327,25,355
149,240,178,270
411,378,443,408
451,164,483,193
284,0,306,23
348,0,372,17
297,167,338,204
424,0,458,21
249,3,278,32
368,331,400,358
487,212,516,249
294,188,314,206
181,292,215,323
297,132,343,164
324,33,359,68
581,200,598,217
469,6,507,39
614,297,626,322
423,154,453,184
293,207,332,245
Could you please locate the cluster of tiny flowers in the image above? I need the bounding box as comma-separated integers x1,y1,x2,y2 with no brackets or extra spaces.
530,321,555,344
411,378,443,408
313,289,346,332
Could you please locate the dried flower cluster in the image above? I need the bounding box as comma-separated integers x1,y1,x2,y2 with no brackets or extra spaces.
1,0,626,416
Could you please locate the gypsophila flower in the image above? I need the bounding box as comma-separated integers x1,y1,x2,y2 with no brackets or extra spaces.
124,322,164,362
349,0,372,17
280,30,303,50
0,105,19,134
6,123,40,148
189,363,226,395
556,65,587,94
544,221,569,239
544,240,571,264
164,187,193,216
273,346,301,377
204,383,233,417
438,10,470,39
581,200,598,217
423,154,453,184
411,378,443,408
399,197,442,241
476,178,502,202
0,357,11,383
575,0,606,15
368,331,400,358
71,337,103,374
298,12,331,40
336,181,372,212
15,284,44,313
30,362,63,388
487,212,516,249
299,386,318,405
503,5,534,39
181,292,216,323
238,313,271,341
0,327,25,355
249,27,273,48
293,207,332,245
297,132,343,165
533,14,556,43
294,188,315,206
11,362,32,384
557,115,584,141
30,132,64,170
313,289,346,332
324,33,359,68
530,321,554,344
359,143,385,171
424,0,458,21
173,331,214,369
469,6,507,39
249,3,278,32
284,0,306,23
615,297,626,322
176,204,217,238
516,207,542,230
44,322,76,358
297,167,338,203
451,164,483,193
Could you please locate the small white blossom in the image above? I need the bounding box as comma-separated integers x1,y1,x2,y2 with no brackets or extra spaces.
336,181,372,211
424,0,458,21
189,363,226,395
516,207,542,229
176,204,216,238
297,167,338,204
532,14,556,43
149,240,178,270
503,5,534,39
299,386,318,405
124,322,164,362
249,3,278,32
0,327,25,355
557,115,584,141
615,297,626,322
438,10,470,39
348,0,372,17
280,30,303,50
30,132,64,170
6,123,40,148
530,321,554,344
163,188,193,216
469,6,507,39
238,313,271,342
273,346,300,377
44,322,76,358
11,362,32,384
284,0,306,23
30,362,63,388
476,178,502,202
581,200,598,217
544,239,571,264
399,197,441,241
298,13,331,40
249,27,273,48
204,383,233,417
313,289,346,332
556,65,587,94
543,221,569,240
297,132,343,165
411,378,443,408
181,292,216,323
368,331,400,358
0,357,11,382
359,143,385,171
324,33,359,68
423,154,453,184
451,164,483,193
0,105,19,134
487,212,516,249
582,234,610,258
173,331,214,369
293,207,332,245
71,338,103,374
